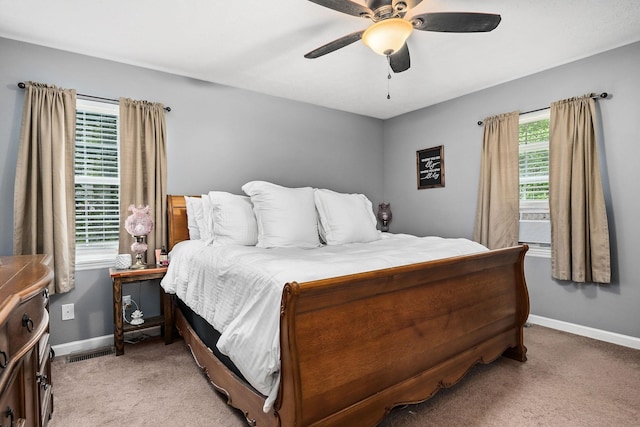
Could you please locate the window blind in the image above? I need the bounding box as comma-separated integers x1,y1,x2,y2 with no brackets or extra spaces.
519,117,550,201
518,112,551,251
75,104,120,247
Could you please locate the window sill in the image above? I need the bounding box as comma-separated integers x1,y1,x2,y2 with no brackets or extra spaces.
76,248,118,271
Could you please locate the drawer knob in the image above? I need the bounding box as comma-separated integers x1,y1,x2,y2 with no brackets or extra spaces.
21,314,34,333
0,351,7,369
3,406,14,427
37,373,50,390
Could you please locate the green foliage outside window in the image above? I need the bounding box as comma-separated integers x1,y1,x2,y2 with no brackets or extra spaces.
519,118,550,201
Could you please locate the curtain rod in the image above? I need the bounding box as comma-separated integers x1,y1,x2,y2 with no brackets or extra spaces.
17,82,171,112
476,92,608,126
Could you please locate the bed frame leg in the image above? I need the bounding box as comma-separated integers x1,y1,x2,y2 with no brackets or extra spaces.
503,326,528,362
503,344,527,362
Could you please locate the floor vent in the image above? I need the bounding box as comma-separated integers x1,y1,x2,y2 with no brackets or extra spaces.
65,346,115,363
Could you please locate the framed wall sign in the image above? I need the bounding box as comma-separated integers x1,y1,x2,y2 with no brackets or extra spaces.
416,145,445,189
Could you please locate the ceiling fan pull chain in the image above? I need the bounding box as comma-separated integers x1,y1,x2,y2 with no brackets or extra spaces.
387,55,392,100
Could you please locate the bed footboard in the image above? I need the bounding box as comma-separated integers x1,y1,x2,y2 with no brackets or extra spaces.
276,244,529,427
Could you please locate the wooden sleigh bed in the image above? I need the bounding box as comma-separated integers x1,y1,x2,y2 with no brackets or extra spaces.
166,194,530,427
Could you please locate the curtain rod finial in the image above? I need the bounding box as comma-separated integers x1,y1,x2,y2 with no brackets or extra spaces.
18,82,25,89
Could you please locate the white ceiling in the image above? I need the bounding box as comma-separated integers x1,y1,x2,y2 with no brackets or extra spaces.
1,0,639,119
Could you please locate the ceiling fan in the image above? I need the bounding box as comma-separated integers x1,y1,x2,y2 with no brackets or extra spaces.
304,0,501,73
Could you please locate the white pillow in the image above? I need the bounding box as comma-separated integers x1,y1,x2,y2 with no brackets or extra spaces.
184,196,203,240
208,191,258,246
314,189,381,245
199,193,214,241
241,181,321,249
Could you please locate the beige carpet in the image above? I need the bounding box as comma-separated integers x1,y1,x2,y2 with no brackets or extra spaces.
49,325,640,427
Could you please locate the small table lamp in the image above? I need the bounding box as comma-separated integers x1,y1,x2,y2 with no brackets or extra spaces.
124,204,154,269
377,202,392,232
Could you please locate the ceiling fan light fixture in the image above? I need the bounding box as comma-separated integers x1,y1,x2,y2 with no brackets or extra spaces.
362,18,413,56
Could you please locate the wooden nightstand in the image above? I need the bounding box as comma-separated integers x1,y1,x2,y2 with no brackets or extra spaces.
108,265,173,356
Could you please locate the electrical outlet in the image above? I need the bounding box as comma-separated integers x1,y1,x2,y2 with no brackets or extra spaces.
61,303,75,321
123,295,132,307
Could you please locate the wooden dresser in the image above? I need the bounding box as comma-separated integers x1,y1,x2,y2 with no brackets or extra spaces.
0,255,54,427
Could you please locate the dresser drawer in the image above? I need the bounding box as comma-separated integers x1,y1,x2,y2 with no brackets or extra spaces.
0,323,8,386
38,334,53,427
0,290,47,382
0,254,53,427
0,366,27,427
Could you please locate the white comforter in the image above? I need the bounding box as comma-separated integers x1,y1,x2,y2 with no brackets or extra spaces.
160,234,488,412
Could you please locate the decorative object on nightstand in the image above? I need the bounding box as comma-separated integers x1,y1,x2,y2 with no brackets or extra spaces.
114,254,132,270
377,202,392,232
129,309,145,326
124,204,154,269
122,295,145,326
160,245,168,266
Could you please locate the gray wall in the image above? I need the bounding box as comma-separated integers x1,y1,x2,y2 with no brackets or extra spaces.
383,41,640,339
0,37,383,345
2,35,638,346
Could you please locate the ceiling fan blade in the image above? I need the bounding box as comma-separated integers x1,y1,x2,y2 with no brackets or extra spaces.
411,12,501,32
307,0,373,18
304,30,365,59
389,43,410,73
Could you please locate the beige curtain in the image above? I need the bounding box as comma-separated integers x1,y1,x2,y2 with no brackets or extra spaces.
549,95,611,283
13,81,77,294
473,111,520,249
118,98,167,262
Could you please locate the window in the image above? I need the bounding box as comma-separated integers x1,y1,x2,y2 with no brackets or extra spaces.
519,109,551,257
75,99,120,269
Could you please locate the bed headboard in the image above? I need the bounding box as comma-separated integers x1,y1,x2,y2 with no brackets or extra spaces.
167,195,196,251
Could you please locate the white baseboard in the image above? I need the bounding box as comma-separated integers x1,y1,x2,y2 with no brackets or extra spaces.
52,327,161,357
52,334,113,357
527,314,640,350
